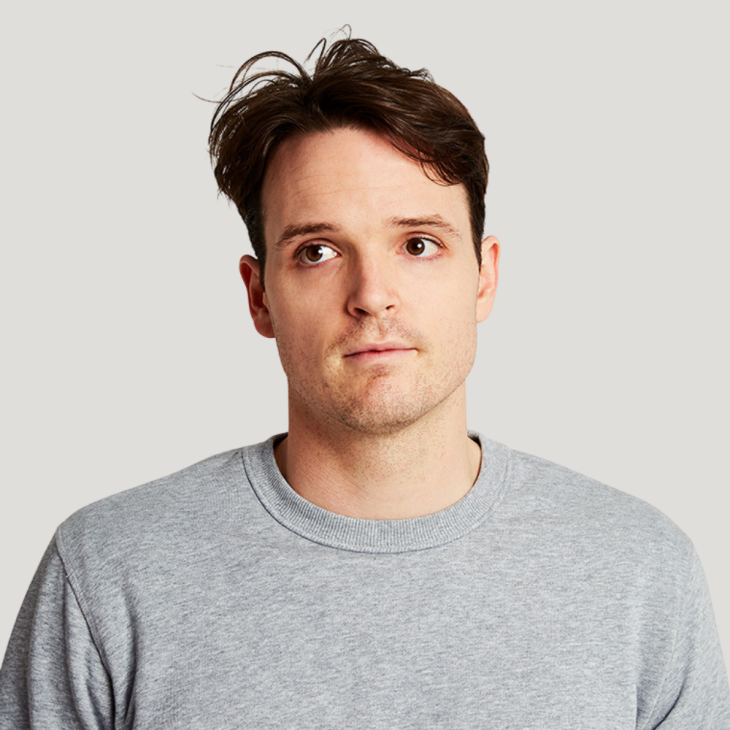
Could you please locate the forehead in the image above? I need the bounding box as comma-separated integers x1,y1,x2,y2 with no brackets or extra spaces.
260,128,470,240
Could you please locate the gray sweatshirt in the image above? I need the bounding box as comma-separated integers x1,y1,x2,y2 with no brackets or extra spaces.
1,434,729,728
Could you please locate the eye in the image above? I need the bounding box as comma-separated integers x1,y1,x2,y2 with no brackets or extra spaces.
404,236,441,257
297,243,338,265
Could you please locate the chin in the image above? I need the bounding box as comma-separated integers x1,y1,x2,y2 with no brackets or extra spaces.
290,361,471,437
334,409,425,437
327,387,455,437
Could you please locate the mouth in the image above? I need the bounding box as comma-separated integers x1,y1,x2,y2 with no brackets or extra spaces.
344,342,416,362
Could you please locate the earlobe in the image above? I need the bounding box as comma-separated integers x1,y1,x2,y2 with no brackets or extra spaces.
476,235,500,323
239,255,276,339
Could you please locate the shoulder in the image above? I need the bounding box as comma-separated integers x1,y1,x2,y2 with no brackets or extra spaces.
500,445,694,576
60,446,245,532
54,444,263,582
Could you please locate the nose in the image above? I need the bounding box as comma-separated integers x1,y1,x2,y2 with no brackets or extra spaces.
345,253,400,319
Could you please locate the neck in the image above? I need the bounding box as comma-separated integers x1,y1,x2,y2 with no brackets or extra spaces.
275,387,482,520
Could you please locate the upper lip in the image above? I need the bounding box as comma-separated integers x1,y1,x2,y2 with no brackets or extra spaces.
345,341,412,356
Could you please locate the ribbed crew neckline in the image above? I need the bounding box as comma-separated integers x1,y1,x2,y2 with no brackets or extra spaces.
241,432,511,553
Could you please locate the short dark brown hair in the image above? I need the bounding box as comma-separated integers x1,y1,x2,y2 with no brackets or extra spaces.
209,35,489,281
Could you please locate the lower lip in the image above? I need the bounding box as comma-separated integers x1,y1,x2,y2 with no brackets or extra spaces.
345,348,416,363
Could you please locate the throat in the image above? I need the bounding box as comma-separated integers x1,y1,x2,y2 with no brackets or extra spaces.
274,426,482,520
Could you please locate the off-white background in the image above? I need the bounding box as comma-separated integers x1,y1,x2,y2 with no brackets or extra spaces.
1,0,728,663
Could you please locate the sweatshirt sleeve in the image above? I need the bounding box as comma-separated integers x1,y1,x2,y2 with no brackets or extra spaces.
0,538,114,730
640,546,730,729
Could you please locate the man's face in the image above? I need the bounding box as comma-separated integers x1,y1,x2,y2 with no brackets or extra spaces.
241,127,498,436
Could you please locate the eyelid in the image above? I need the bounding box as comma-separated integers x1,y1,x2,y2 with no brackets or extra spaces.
406,232,443,245
292,234,443,263
402,234,444,256
294,241,339,265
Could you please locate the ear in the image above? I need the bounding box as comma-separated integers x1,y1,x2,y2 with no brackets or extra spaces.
476,235,500,323
239,255,275,339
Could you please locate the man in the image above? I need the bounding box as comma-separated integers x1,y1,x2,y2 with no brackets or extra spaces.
1,35,728,729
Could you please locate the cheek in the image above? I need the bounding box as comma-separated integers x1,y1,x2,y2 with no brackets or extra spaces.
438,293,480,362
268,299,327,363
427,277,480,329
269,277,343,334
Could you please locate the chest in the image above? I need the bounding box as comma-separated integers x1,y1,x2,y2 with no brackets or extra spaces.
101,548,641,729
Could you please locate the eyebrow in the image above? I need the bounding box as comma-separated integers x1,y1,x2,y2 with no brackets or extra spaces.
273,214,461,250
274,222,341,250
387,215,461,239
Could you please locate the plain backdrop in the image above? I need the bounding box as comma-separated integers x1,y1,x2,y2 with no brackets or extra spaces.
1,0,728,663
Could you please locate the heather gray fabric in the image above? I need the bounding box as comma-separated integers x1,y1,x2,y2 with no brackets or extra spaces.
1,434,729,729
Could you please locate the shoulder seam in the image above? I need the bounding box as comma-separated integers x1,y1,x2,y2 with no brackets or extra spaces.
53,529,114,679
637,537,695,730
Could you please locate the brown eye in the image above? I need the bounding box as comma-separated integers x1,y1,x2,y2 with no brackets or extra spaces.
305,245,324,262
298,244,337,265
404,237,439,257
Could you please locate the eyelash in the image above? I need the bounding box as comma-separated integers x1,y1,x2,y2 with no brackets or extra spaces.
294,243,338,266
293,235,444,266
403,236,443,257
